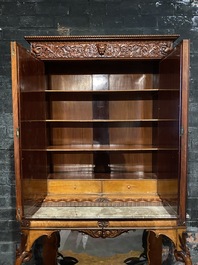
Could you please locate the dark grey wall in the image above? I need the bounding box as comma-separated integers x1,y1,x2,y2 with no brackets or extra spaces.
0,0,198,264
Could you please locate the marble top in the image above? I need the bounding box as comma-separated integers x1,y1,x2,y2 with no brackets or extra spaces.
25,205,177,220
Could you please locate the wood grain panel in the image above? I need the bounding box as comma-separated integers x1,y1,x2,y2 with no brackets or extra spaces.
109,151,153,173
51,152,93,173
109,96,154,120
109,74,153,90
109,123,153,145
49,75,92,91
49,99,92,120
49,126,93,146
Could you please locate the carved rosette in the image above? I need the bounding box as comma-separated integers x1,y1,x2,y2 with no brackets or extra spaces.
31,41,173,60
79,229,128,239
21,218,30,227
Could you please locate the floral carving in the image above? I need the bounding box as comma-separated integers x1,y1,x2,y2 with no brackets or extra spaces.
79,229,128,238
98,220,109,228
21,219,30,227
31,41,173,60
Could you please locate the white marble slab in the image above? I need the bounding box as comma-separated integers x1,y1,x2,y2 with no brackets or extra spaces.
26,206,177,219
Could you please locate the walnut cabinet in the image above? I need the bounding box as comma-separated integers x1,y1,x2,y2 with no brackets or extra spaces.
11,35,192,264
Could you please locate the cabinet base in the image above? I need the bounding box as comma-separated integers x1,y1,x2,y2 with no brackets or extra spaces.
15,227,192,265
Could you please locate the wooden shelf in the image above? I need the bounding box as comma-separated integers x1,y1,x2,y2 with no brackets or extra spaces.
46,119,160,122
21,119,177,123
20,88,179,93
46,89,159,93
48,172,157,179
21,144,178,152
46,89,179,93
46,119,176,123
46,144,177,152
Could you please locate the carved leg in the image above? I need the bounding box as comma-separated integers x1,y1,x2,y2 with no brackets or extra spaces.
147,231,162,265
174,232,192,265
42,232,60,265
15,229,59,265
148,228,193,265
15,232,32,265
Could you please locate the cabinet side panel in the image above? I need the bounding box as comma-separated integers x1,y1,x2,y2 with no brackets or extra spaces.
11,42,48,211
158,47,180,180
157,49,180,210
11,42,23,220
157,42,189,220
179,40,190,224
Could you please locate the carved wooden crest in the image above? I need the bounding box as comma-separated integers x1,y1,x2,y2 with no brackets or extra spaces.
30,41,173,60
25,35,179,60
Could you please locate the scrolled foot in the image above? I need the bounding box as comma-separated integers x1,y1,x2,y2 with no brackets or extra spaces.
174,233,192,265
15,249,32,265
174,249,192,265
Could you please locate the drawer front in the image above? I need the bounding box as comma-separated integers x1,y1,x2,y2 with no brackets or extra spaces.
48,180,102,194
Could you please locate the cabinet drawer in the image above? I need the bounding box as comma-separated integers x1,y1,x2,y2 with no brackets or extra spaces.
48,180,102,194
102,180,157,194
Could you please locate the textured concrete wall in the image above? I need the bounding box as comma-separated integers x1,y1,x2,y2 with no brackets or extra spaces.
0,0,198,264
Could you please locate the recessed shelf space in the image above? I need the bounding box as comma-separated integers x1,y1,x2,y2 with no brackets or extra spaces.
12,35,189,228
11,35,191,265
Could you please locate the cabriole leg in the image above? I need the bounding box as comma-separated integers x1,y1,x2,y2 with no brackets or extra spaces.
15,229,59,265
15,232,32,265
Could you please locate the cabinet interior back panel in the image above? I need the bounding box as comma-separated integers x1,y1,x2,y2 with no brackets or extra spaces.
109,74,154,90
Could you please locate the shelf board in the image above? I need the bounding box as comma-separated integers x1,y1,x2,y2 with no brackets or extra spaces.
47,145,157,151
20,89,179,93
46,119,159,123
46,89,159,92
45,89,179,93
22,145,178,152
48,172,157,179
45,144,178,152
21,119,177,123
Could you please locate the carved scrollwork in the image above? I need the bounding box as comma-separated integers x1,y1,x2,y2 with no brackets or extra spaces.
98,220,109,228
16,250,33,263
40,196,167,207
95,197,110,203
21,218,30,227
22,251,33,263
31,40,173,60
79,229,128,238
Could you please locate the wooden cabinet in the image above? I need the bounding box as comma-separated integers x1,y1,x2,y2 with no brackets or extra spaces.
11,35,192,264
